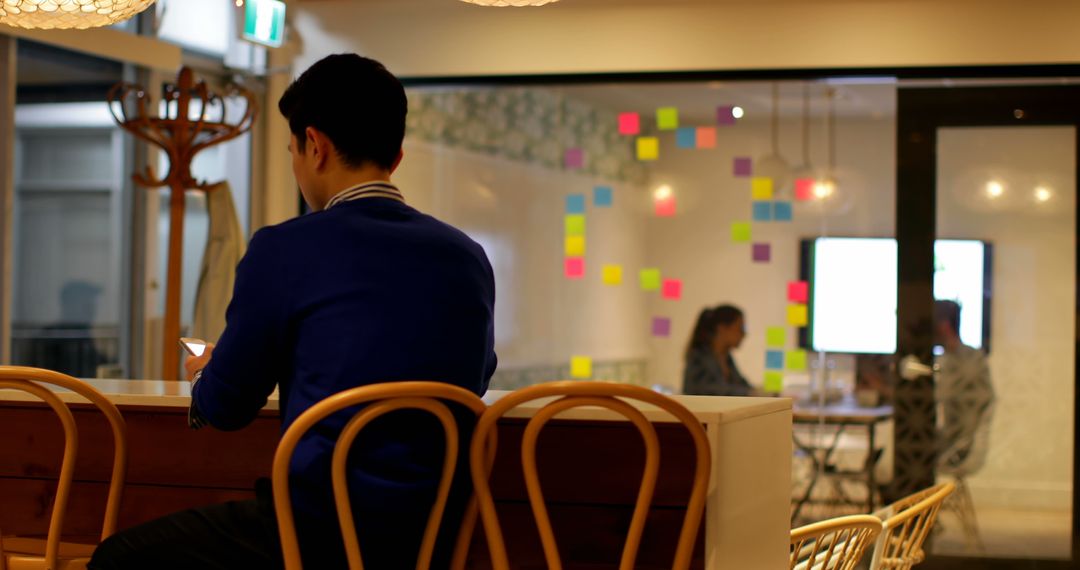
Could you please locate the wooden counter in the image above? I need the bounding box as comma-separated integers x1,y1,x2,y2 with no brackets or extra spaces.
0,380,791,569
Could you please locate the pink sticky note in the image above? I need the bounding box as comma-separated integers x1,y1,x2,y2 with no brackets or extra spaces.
662,279,682,300
717,105,737,125
652,317,671,337
696,127,717,149
752,243,771,263
795,178,815,201
788,281,809,303
655,196,676,217
618,112,640,136
734,157,752,177
564,148,584,169
565,257,584,279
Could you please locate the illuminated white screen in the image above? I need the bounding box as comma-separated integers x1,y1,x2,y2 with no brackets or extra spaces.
934,240,986,350
811,238,898,354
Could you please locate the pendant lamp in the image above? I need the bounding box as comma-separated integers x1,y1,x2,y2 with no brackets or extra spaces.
755,82,792,195
0,0,155,30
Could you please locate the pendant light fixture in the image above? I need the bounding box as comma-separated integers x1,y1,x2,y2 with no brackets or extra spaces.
0,0,155,30
790,83,817,186
755,82,792,195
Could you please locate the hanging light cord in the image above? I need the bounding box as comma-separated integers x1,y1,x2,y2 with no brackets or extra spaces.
801,83,811,166
771,82,781,154
827,87,837,178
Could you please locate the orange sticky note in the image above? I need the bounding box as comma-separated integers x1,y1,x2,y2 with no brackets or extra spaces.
696,127,717,149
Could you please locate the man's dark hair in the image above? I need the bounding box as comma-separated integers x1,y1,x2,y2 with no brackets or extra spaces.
278,54,407,170
935,300,962,335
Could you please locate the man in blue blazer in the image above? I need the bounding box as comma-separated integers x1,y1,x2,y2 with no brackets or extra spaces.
91,54,497,569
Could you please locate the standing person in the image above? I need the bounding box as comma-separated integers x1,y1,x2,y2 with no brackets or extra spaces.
934,300,994,469
90,54,497,570
682,304,755,396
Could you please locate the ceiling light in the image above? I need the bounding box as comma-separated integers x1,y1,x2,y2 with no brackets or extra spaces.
458,0,559,5
985,181,1004,199
732,106,745,119
1035,186,1052,203
0,0,155,30
813,180,835,200
653,185,673,201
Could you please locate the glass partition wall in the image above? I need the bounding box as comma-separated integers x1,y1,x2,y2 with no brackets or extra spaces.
400,77,1077,565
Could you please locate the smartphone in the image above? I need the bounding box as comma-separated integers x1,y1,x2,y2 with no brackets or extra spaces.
179,337,208,357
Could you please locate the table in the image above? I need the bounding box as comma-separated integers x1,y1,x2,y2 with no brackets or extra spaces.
0,379,793,569
791,397,894,521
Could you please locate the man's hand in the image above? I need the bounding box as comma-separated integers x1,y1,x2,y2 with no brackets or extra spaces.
185,342,215,381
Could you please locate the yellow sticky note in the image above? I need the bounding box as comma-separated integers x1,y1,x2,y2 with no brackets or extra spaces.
637,137,659,161
602,264,623,286
639,268,661,291
565,214,586,237
657,107,679,130
786,350,808,371
565,236,586,257
731,222,752,243
570,356,592,379
787,304,808,327
751,177,774,200
766,326,786,348
764,371,784,393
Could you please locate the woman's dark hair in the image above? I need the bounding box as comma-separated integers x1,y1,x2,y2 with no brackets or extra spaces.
277,53,407,170
685,304,743,359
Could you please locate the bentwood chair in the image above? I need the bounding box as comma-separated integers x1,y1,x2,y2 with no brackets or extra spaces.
789,514,882,570
469,380,711,570
0,366,128,570
868,482,956,570
271,381,487,570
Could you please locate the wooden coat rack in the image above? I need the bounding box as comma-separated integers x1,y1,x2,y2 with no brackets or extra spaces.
108,67,257,380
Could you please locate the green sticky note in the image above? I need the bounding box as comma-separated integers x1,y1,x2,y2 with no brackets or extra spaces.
657,107,679,130
565,214,586,236
639,268,662,291
786,349,808,371
766,326,786,348
731,222,752,243
764,371,784,393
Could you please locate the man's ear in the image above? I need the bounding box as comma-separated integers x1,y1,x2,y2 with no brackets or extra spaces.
389,149,404,174
306,126,331,170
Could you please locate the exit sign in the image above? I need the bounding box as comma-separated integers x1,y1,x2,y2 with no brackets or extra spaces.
242,0,286,48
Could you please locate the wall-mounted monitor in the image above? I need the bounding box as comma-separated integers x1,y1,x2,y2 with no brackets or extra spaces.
241,0,286,48
800,237,992,354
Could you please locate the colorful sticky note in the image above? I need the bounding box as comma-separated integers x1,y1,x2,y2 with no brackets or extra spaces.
766,326,786,348
565,236,586,257
594,186,613,207
752,201,772,222
564,148,583,169
731,222,752,243
751,177,774,200
652,317,671,338
676,127,696,149
602,264,623,285
795,178,815,201
637,137,659,161
618,112,640,136
752,243,771,263
717,105,737,125
565,214,586,236
786,349,808,371
696,127,717,149
788,281,809,303
734,157,752,177
657,107,679,130
766,350,784,370
764,371,784,393
787,304,808,327
639,268,661,291
566,194,586,214
654,196,676,217
570,356,592,378
662,279,682,300
565,257,585,279
773,201,793,222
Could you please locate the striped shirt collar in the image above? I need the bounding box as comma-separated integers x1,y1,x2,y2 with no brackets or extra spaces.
325,181,405,210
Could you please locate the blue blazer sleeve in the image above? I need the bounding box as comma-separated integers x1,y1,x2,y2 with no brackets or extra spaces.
192,228,288,431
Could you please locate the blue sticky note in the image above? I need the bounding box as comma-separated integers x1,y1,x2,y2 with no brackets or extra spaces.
594,186,613,207
766,350,784,370
774,201,793,221
752,201,772,222
566,194,586,214
676,127,696,149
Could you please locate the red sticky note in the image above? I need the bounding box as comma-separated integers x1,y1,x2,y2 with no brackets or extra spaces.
662,279,682,300
565,257,584,279
618,112,640,136
655,196,676,217
696,127,717,149
788,281,809,303
795,178,815,201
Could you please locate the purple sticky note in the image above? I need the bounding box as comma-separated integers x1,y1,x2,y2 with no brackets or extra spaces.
752,243,771,263
652,317,671,337
717,105,737,125
734,157,752,177
564,148,584,169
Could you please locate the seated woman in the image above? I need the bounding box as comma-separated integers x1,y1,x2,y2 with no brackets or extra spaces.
682,304,756,396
